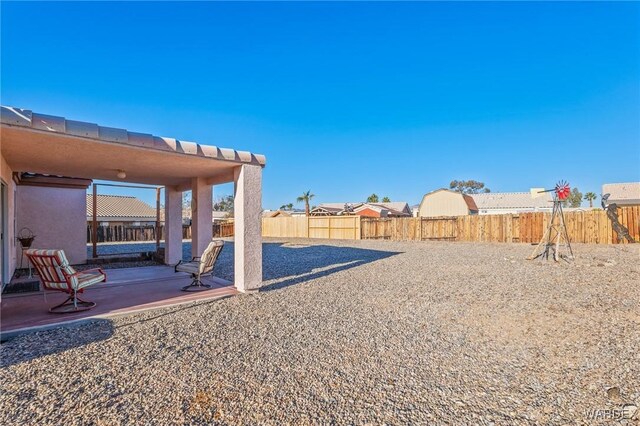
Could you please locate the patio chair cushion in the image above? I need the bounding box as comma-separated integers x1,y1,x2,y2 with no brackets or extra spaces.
175,240,224,277
175,261,200,275
198,240,224,274
25,249,76,290
71,270,107,290
25,249,107,292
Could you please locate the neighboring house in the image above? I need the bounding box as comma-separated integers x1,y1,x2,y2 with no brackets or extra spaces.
309,205,345,216
310,202,412,218
411,204,420,217
87,194,158,226
417,189,478,217
262,209,306,218
602,182,640,206
263,210,289,218
182,208,231,225
471,192,553,215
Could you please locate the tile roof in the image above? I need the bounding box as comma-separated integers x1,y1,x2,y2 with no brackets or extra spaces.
313,205,345,213
471,192,553,209
373,202,411,214
317,202,411,216
320,202,409,212
602,182,640,203
87,194,157,219
1,106,266,167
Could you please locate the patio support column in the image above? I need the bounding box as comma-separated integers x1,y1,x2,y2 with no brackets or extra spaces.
233,164,263,292
164,185,183,265
191,177,213,257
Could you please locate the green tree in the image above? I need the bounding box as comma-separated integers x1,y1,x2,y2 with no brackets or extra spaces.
366,193,379,203
563,187,583,208
584,192,597,208
213,195,234,213
382,196,391,203
279,203,294,211
296,190,315,216
449,180,491,194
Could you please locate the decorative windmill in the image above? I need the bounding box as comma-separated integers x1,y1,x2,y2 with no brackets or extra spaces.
527,181,574,262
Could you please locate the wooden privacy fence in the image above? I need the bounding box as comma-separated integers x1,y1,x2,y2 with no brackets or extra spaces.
262,216,361,240
360,206,639,244
87,221,235,243
214,221,235,238
87,225,162,243
88,208,638,244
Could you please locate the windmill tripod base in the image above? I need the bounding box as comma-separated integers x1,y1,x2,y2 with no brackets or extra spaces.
527,198,574,262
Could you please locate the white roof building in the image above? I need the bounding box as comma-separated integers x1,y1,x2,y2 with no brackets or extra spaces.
602,182,640,206
471,192,553,215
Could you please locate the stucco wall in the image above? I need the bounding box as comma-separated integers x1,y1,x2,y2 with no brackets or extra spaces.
16,186,87,265
1,152,17,283
419,190,470,217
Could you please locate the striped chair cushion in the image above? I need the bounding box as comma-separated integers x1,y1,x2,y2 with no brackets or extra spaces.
72,271,107,289
25,249,79,291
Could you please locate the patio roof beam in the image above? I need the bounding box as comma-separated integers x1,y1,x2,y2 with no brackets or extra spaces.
1,105,266,188
92,183,162,190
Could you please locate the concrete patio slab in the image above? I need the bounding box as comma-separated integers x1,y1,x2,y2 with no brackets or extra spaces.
1,266,237,338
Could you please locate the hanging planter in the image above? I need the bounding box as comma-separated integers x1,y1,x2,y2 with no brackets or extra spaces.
17,227,36,249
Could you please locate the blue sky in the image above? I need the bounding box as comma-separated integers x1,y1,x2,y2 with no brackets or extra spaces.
2,1,639,209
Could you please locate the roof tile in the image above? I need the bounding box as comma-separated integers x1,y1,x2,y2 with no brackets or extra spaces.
87,194,157,219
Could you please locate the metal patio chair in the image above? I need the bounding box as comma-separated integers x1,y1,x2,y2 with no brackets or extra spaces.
174,240,224,292
25,249,107,313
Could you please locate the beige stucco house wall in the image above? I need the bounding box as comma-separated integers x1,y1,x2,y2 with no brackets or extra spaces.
1,151,17,285
16,182,88,265
418,189,479,217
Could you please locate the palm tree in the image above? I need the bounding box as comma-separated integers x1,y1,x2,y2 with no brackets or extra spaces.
296,190,315,216
382,196,391,203
584,192,597,208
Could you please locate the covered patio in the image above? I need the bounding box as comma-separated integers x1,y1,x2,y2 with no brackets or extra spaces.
0,106,265,334
1,265,237,337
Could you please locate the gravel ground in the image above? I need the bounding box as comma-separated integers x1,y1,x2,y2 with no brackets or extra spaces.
1,239,639,425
